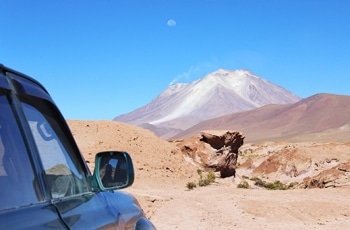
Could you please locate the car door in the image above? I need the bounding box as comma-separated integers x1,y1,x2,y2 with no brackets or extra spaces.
18,82,122,229
0,88,66,229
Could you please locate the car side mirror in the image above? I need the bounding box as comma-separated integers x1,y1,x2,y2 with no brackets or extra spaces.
93,151,135,191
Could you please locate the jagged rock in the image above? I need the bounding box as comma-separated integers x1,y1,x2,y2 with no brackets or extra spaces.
173,130,244,178
303,162,350,188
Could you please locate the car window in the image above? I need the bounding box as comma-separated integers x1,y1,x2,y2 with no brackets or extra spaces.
0,95,40,210
21,99,89,199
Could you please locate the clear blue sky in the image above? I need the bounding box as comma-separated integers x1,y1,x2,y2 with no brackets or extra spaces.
1,0,350,120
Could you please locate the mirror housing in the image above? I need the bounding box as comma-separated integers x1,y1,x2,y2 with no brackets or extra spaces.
92,151,135,191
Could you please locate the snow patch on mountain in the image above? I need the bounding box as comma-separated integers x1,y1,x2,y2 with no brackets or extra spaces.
113,69,301,132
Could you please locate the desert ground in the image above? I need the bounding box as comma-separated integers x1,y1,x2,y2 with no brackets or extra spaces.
68,120,350,230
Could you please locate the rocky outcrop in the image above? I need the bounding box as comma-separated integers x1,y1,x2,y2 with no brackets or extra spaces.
303,162,350,188
172,130,244,178
238,142,350,188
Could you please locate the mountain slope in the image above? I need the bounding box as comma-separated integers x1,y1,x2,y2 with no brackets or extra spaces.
173,93,350,143
114,69,301,138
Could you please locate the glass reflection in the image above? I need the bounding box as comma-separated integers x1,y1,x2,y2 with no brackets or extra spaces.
100,154,127,188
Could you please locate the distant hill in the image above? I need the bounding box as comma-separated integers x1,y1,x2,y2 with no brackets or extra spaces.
173,93,350,143
114,69,301,139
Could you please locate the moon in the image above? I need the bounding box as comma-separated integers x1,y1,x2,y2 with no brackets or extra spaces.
167,19,176,27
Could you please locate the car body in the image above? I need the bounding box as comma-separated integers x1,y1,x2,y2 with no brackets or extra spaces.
0,64,156,229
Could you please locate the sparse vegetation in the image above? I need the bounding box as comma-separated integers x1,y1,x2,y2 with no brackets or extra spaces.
186,181,197,190
238,148,258,160
250,177,265,187
287,182,299,189
186,169,216,190
206,171,216,183
249,177,298,190
264,180,288,190
198,170,216,187
237,180,250,189
187,173,299,191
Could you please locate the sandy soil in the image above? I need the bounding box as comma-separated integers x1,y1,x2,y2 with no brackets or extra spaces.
126,174,350,230
68,120,350,230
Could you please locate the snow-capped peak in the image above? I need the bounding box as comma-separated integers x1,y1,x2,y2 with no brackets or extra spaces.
114,68,301,132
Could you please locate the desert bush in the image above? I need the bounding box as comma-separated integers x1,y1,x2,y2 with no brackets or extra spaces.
198,170,216,187
206,171,216,183
186,181,197,190
288,182,299,189
250,177,265,187
264,180,288,190
237,180,250,189
187,170,216,189
198,178,211,187
250,177,296,190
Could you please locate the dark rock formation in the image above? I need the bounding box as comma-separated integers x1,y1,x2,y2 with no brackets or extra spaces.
173,130,244,178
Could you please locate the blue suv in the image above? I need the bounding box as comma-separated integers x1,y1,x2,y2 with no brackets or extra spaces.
0,64,156,229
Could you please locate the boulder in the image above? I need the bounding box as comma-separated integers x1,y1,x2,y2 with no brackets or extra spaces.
173,130,244,178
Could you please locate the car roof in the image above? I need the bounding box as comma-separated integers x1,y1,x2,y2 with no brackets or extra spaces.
0,63,52,101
